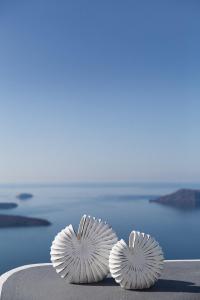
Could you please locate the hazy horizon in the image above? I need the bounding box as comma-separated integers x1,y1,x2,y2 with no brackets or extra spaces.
0,180,200,186
0,0,200,183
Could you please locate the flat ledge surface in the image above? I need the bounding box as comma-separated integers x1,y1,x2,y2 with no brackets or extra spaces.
1,260,200,300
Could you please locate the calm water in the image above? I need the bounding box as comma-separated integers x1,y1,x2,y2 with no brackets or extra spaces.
0,182,200,274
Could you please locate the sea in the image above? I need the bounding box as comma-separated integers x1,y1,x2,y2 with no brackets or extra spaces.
0,182,200,274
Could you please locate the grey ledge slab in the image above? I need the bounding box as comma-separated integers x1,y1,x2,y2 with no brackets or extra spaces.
1,260,200,300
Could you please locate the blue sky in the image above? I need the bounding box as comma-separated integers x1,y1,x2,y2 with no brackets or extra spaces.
0,0,200,183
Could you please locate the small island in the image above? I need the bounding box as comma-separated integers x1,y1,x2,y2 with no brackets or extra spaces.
150,189,200,209
0,214,51,228
0,202,18,209
16,193,33,200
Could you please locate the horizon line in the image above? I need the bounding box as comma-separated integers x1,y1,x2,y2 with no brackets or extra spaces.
0,181,200,186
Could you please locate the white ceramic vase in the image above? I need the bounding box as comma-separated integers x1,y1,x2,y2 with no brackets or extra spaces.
50,215,118,283
109,230,164,289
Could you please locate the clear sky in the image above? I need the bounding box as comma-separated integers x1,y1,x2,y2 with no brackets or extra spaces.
0,0,200,183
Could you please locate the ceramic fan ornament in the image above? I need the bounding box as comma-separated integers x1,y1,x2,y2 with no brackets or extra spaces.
109,231,164,290
50,215,118,284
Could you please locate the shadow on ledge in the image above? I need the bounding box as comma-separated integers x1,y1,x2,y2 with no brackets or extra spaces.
151,279,200,293
82,278,200,293
79,277,118,287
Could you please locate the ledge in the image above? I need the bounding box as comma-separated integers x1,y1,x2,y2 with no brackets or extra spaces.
1,260,200,300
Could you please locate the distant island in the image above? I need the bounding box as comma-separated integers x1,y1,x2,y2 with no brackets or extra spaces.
0,202,18,209
0,214,51,228
150,189,200,209
16,193,33,200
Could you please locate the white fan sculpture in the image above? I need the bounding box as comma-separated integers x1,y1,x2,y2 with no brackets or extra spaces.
109,231,164,289
51,215,118,283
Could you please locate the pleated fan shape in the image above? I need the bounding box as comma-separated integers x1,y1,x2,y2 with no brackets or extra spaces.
51,215,118,283
109,231,164,289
